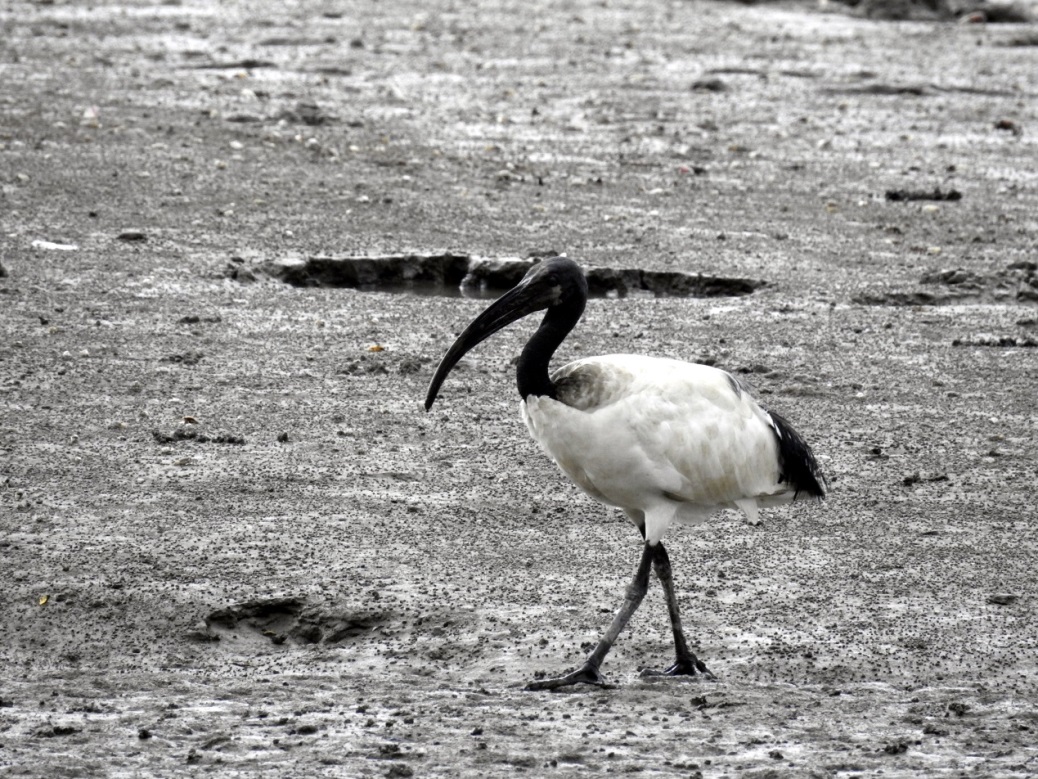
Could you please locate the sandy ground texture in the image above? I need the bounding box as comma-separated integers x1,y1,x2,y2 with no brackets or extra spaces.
2,0,1038,776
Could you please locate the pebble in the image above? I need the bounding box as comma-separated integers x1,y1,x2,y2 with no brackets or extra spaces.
31,239,79,251
988,594,1018,606
80,106,101,127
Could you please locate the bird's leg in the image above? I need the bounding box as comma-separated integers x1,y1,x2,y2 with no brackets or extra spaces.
525,542,655,692
640,542,712,678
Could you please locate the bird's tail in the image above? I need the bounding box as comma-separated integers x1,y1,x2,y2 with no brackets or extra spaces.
767,410,827,499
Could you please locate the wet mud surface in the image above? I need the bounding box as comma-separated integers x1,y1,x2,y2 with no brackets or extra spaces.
2,0,1038,776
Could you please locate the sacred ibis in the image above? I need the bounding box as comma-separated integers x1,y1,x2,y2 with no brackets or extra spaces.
424,257,826,690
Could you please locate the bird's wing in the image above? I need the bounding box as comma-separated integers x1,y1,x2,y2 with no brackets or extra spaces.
608,356,787,504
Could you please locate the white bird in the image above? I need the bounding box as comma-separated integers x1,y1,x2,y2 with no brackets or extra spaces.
425,257,825,690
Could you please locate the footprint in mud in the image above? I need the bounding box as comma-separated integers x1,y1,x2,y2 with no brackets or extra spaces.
199,596,393,646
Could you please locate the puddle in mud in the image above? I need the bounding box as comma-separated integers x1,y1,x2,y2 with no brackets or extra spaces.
261,253,766,299
351,280,672,300
351,279,507,299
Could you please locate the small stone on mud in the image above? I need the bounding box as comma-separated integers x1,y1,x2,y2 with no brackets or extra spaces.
117,230,147,242
987,594,1019,605
692,77,728,92
994,118,1021,135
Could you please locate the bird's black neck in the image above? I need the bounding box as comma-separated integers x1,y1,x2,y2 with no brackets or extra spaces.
517,299,584,400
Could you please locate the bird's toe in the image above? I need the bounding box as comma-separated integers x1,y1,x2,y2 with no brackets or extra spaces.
640,656,713,679
525,663,611,692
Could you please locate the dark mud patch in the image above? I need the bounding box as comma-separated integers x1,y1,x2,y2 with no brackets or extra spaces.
262,254,765,299
951,335,1038,347
203,596,394,646
263,252,504,293
160,351,205,365
1000,31,1038,46
151,426,246,445
584,266,764,298
835,0,1033,23
176,314,223,325
822,81,1018,98
853,262,1038,306
823,82,933,96
885,188,963,202
338,352,428,377
187,58,277,70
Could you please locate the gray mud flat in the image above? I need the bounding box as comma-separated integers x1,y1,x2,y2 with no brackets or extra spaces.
2,0,1037,776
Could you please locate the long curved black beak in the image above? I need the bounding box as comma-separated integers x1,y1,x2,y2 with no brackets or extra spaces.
424,272,560,410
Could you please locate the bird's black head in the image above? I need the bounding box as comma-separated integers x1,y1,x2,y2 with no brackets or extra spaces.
517,256,589,308
424,256,588,410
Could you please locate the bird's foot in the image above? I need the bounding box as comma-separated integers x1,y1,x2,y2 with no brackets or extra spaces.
524,663,612,692
639,654,713,679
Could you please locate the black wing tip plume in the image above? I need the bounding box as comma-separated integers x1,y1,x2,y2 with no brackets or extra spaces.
768,410,827,500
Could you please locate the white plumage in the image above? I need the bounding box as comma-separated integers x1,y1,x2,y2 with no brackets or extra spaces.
523,354,793,543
